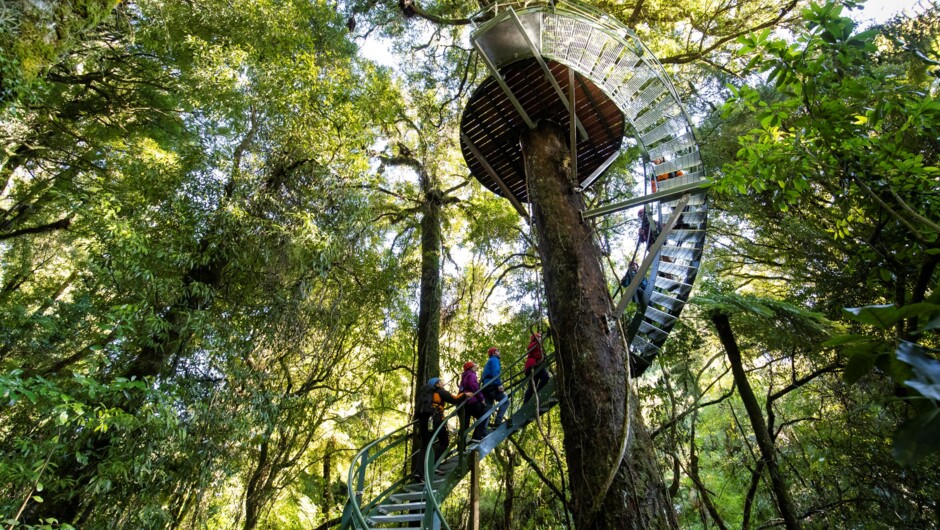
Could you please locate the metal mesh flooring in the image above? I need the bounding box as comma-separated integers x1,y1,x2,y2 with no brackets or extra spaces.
460,58,624,203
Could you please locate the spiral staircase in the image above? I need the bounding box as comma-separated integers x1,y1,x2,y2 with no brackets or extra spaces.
343,1,707,527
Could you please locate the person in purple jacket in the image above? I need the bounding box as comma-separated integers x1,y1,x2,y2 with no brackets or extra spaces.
459,361,488,441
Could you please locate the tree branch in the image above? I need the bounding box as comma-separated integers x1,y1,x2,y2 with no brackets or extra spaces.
0,217,72,241
660,0,799,66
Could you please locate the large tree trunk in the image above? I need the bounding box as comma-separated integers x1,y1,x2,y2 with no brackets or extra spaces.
412,177,444,479
416,184,443,385
520,121,677,530
710,311,801,530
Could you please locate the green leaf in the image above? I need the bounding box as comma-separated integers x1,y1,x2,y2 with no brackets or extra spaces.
920,315,940,332
822,333,869,347
893,410,940,465
897,341,940,403
32,495,44,503
843,352,877,384
843,305,902,329
898,302,940,316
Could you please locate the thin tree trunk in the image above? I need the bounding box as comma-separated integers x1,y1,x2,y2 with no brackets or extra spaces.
686,430,728,530
710,311,801,530
503,448,514,529
521,121,676,530
244,436,272,530
742,460,766,530
323,439,334,514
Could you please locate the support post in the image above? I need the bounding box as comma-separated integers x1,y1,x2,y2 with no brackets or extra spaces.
462,133,531,219
569,68,578,183
612,194,690,320
469,450,480,530
472,40,536,129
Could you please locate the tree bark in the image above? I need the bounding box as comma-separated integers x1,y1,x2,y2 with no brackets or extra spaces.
520,121,676,530
412,172,445,478
416,181,443,385
710,311,801,530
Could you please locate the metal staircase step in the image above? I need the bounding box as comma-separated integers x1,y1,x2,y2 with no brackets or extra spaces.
657,261,698,278
674,210,707,225
631,334,660,357
367,513,425,524
660,244,702,261
649,291,685,312
639,320,668,342
378,501,427,514
389,491,429,502
404,479,443,492
436,459,459,473
653,276,693,297
644,306,677,327
664,229,705,244
663,190,706,207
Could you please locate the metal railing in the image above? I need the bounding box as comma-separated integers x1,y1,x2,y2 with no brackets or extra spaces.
342,336,557,529
424,342,557,529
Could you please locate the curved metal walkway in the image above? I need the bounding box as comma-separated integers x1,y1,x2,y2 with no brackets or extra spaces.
460,0,707,374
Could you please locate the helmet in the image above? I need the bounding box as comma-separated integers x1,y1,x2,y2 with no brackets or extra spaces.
487,346,499,356
463,361,476,370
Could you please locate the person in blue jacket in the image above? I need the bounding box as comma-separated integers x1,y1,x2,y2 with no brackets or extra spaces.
481,346,508,427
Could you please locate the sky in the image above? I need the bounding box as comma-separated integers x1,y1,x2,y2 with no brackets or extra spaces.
853,0,924,24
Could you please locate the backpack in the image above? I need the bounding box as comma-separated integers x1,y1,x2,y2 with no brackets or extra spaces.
416,383,436,416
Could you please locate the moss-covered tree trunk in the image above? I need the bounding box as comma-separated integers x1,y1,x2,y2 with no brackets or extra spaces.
520,121,677,530
411,172,444,479
416,180,443,385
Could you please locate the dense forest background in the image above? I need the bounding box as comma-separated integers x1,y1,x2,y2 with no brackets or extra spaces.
1,0,939,528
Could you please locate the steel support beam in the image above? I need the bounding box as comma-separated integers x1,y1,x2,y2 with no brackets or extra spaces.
462,133,530,219
582,180,706,220
472,39,536,130
613,193,690,320
507,8,589,142
579,147,619,190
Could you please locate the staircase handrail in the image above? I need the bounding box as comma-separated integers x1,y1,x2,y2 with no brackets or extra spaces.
425,345,556,529
344,337,554,528
345,418,418,529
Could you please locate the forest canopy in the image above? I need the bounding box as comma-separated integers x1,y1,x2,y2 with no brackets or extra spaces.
1,0,938,528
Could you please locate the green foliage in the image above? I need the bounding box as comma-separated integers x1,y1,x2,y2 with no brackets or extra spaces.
717,0,940,464
826,293,940,464
0,0,121,107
